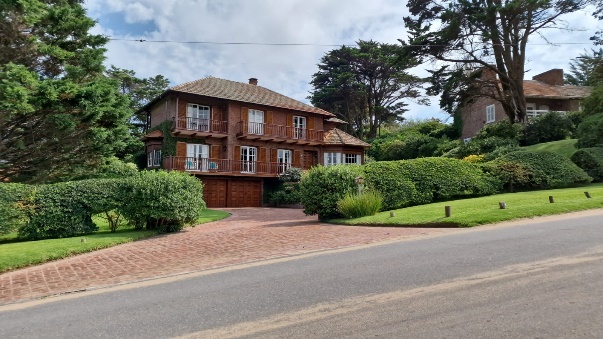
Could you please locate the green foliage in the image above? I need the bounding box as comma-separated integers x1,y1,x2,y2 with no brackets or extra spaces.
279,167,303,183
576,113,603,148
494,150,592,190
482,161,533,192
475,120,522,140
456,137,519,158
299,165,363,221
380,135,441,160
520,112,575,146
565,48,603,86
482,145,522,161
119,171,205,232
265,168,304,206
148,120,201,157
582,85,603,116
363,162,418,210
523,139,578,159
571,148,603,182
0,183,33,235
337,190,383,219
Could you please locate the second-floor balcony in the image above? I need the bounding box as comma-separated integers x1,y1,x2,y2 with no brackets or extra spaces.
172,117,228,138
163,156,301,177
236,122,324,145
526,110,567,119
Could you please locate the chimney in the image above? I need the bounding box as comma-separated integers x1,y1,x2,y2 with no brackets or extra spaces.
249,78,258,85
532,69,564,86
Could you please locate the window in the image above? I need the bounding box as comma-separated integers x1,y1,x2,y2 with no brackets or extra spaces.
324,152,341,166
187,104,210,131
344,153,361,165
486,104,495,123
241,146,257,173
293,116,307,139
147,149,162,167
325,152,361,166
248,109,264,135
186,144,209,171
277,149,292,173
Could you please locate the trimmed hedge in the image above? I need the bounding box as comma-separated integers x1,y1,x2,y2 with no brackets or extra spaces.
299,165,363,221
571,147,603,182
576,113,603,148
363,161,418,210
493,150,592,190
0,183,33,235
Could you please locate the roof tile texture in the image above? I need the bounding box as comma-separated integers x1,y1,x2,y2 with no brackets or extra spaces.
523,80,592,99
324,128,370,147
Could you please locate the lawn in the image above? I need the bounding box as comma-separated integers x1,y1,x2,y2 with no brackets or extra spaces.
332,183,603,227
523,139,578,158
0,209,230,273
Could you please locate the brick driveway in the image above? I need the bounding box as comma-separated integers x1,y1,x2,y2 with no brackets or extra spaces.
0,208,457,305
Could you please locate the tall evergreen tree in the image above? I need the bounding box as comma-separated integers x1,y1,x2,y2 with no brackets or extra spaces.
0,0,133,183
565,49,603,86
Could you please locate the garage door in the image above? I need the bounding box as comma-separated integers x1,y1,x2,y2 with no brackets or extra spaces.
229,180,261,207
202,179,227,208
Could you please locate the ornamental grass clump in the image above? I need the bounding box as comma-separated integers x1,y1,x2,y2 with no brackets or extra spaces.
337,190,383,219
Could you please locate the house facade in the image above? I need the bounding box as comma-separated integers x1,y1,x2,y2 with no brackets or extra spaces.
140,77,369,208
460,69,593,140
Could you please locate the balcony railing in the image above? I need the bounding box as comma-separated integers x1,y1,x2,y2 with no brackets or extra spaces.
174,117,228,134
163,156,301,176
236,122,323,143
526,110,567,119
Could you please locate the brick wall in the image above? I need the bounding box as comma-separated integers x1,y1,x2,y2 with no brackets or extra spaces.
532,69,564,86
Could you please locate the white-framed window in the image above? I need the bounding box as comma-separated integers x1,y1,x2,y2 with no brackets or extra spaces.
293,116,307,139
486,104,495,123
187,103,210,131
248,109,264,135
147,149,162,167
277,149,292,173
324,152,341,166
186,144,209,171
241,146,257,173
324,152,361,166
344,153,361,165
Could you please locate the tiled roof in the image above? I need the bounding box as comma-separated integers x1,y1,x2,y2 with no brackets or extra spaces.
523,81,592,99
326,117,348,124
171,77,334,116
140,130,163,140
324,128,370,148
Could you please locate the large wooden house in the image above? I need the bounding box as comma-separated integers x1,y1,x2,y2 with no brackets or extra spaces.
140,77,369,208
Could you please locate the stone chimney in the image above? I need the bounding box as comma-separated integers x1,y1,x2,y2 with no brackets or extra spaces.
249,78,258,85
532,69,564,86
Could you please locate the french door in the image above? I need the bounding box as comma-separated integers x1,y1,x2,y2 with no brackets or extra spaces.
248,109,264,135
240,146,257,173
277,149,292,174
186,144,209,171
187,104,210,131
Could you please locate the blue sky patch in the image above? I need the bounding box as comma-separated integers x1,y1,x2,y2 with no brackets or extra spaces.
98,12,156,37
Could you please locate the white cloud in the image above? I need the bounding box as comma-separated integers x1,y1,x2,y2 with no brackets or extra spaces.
86,0,601,122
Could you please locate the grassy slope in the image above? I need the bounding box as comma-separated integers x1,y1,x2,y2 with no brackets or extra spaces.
0,209,230,273
524,139,578,158
332,183,603,227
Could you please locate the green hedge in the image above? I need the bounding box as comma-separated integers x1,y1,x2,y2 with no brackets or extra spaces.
571,147,603,182
0,183,33,235
576,113,603,148
299,165,363,221
493,150,592,189
363,161,418,210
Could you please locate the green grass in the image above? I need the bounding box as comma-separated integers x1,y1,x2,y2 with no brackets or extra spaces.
524,139,578,158
332,183,603,228
0,209,230,273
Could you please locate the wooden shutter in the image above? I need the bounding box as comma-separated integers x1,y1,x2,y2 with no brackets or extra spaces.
233,145,241,172
266,111,274,124
259,147,268,163
271,148,278,162
241,107,248,122
176,142,187,157
178,101,186,121
212,106,221,121
286,114,293,127
210,145,221,160
293,150,301,167
307,116,315,130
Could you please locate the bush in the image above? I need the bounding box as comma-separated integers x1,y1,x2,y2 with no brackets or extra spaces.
381,135,441,160
0,183,33,235
494,150,592,189
475,120,523,140
119,171,205,232
520,112,575,146
278,167,303,183
363,161,418,210
576,113,603,148
455,137,519,158
571,147,603,182
299,165,363,221
265,183,302,206
337,190,383,219
482,144,522,161
482,161,533,192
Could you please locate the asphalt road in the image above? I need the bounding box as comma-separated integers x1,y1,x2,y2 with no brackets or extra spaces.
1,211,603,338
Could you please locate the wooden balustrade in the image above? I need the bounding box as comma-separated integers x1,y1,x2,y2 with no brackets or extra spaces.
163,157,303,176
236,121,323,142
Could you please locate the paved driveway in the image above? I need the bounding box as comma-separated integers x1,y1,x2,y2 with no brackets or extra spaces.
0,208,457,305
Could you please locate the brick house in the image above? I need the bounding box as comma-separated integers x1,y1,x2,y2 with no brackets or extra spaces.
460,69,593,140
140,77,369,208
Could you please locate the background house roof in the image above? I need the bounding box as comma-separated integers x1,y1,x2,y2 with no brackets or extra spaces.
324,128,370,148
171,77,334,116
523,80,593,100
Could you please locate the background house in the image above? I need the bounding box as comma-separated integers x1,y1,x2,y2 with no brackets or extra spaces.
140,77,369,208
461,69,593,140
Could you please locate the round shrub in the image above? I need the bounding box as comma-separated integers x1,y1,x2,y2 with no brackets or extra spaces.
495,150,592,189
571,147,603,182
475,120,523,140
482,144,522,161
481,160,533,192
576,113,603,148
0,183,33,235
520,112,575,146
299,165,363,221
363,161,419,210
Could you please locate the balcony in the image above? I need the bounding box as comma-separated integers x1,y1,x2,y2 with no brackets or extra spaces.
235,122,324,145
172,117,228,138
163,156,301,177
526,110,567,119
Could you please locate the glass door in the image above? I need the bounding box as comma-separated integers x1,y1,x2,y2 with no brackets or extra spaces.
186,144,209,171
241,146,257,173
248,109,264,135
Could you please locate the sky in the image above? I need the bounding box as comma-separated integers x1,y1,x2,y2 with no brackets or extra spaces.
84,0,601,123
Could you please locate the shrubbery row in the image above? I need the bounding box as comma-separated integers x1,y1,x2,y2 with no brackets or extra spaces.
0,171,205,239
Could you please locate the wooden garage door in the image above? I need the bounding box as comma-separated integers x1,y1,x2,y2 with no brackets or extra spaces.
229,180,261,207
202,179,227,208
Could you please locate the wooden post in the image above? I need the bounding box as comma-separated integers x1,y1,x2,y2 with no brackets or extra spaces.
549,196,554,203
499,202,507,209
445,206,451,218
585,192,592,198
390,211,395,218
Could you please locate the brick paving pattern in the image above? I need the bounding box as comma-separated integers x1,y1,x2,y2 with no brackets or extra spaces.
0,208,457,305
